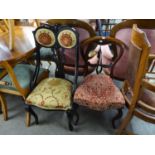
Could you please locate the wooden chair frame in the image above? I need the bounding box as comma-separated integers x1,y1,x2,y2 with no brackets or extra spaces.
74,36,126,128
116,24,155,134
110,19,155,80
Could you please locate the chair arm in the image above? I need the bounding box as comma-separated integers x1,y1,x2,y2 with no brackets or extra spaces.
142,79,155,92
7,48,35,66
0,61,26,96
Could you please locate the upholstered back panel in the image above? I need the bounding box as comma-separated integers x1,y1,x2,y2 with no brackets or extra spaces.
113,28,155,80
113,29,131,79
63,28,90,66
126,42,142,88
144,29,155,53
46,19,96,67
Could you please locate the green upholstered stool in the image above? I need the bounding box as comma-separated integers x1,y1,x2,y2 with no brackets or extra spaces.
0,64,48,90
26,78,72,110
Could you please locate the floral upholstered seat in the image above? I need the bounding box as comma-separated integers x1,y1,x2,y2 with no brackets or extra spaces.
26,78,72,110
74,74,125,111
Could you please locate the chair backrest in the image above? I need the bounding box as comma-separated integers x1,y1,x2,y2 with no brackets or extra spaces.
110,19,155,80
47,19,96,66
80,36,125,76
126,24,151,100
32,23,80,89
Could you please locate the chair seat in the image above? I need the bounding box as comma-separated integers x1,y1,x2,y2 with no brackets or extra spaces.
0,64,48,90
74,74,125,111
26,78,72,110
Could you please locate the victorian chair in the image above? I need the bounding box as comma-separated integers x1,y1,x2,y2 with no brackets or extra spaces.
73,36,126,128
24,23,79,131
103,19,155,80
0,49,49,121
116,24,155,134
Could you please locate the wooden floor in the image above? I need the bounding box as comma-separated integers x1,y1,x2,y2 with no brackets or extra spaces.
0,26,36,61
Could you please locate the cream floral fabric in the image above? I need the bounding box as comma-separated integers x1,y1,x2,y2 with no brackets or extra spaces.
26,78,72,110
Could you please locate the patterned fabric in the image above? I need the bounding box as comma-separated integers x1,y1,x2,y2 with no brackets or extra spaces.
74,74,125,111
58,29,77,48
35,28,56,47
26,78,72,110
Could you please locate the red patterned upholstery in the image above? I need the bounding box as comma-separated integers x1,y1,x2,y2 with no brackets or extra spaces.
74,74,125,111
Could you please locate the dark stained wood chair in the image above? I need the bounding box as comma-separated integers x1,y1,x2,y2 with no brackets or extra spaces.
24,24,80,131
116,24,155,134
73,36,126,128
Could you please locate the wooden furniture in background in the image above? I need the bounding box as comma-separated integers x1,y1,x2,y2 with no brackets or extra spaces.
0,25,35,61
116,24,155,134
46,19,96,75
0,19,15,50
104,19,155,80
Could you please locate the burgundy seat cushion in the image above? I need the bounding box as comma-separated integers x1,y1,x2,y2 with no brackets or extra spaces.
74,74,125,111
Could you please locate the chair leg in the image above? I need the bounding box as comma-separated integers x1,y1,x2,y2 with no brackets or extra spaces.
112,108,123,129
66,110,74,131
116,110,134,135
72,103,79,125
0,93,8,121
29,107,39,125
25,110,31,127
73,110,79,126
25,106,39,126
